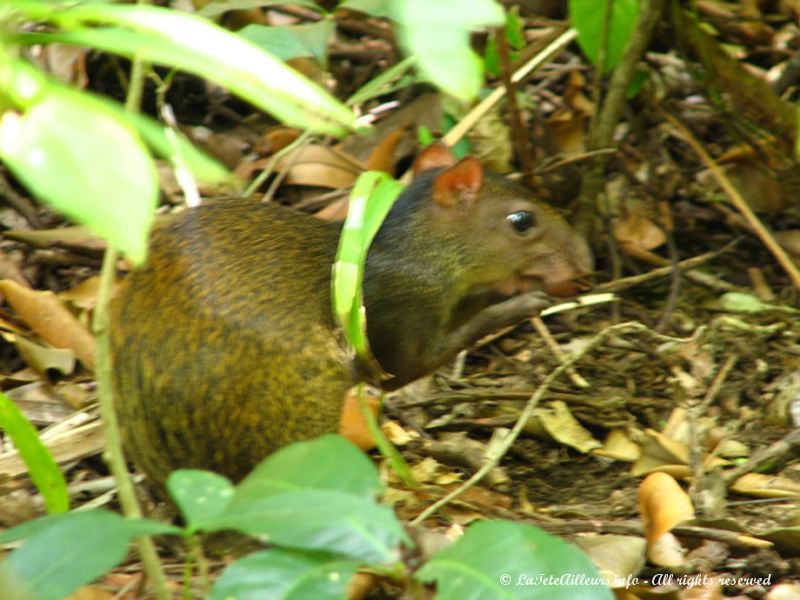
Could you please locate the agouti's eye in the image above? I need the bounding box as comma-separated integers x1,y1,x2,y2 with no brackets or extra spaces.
507,210,536,234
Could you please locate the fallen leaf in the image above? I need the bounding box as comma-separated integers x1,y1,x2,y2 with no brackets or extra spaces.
0,279,95,369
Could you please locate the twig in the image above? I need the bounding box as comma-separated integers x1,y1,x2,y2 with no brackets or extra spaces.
497,27,534,181
593,241,740,294
530,316,589,388
659,109,800,289
411,322,691,525
442,28,577,148
722,427,800,485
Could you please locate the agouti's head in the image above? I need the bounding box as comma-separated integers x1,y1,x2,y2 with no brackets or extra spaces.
411,144,593,299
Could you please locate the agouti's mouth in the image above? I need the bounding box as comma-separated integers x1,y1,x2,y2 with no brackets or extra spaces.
491,273,591,298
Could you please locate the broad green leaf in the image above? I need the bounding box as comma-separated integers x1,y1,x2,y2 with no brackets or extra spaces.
569,0,639,73
394,0,504,100
240,20,334,63
0,511,179,600
0,393,68,514
484,7,523,77
210,548,360,600
0,64,157,264
417,520,613,600
333,171,403,364
0,52,229,183
0,510,180,545
195,489,407,563
338,0,393,18
167,469,235,532
12,3,354,134
235,435,381,502
198,0,323,19
347,56,417,106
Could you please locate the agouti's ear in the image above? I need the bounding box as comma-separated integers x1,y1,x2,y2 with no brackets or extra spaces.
432,157,484,209
412,142,457,175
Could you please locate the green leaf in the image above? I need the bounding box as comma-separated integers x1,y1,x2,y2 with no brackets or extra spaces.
13,3,354,134
198,0,323,19
417,520,613,600
484,7,523,77
0,511,179,600
209,548,360,600
347,56,417,106
338,0,393,18
167,470,235,533
569,0,639,73
0,64,157,264
0,392,68,514
332,171,403,365
0,510,180,545
195,488,407,563
240,20,334,63
235,435,382,502
394,0,504,100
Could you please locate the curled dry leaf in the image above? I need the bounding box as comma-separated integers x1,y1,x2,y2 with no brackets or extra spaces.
278,144,363,189
730,473,800,499
0,279,95,369
612,202,667,255
593,428,641,462
639,472,695,541
58,276,101,311
574,534,646,587
338,387,379,451
631,428,690,477
13,335,76,376
364,128,405,175
534,400,602,454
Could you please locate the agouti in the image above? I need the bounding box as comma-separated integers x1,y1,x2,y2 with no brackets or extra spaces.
109,144,592,488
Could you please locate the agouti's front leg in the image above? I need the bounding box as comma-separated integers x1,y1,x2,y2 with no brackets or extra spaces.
438,290,553,356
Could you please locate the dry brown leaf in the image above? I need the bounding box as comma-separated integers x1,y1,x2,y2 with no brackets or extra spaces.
58,276,101,311
0,279,95,369
408,457,446,484
632,428,690,475
535,400,602,453
613,206,667,253
12,335,76,376
730,473,800,498
279,144,363,189
546,108,587,154
574,535,646,587
339,389,379,451
364,128,405,175
639,472,695,544
314,195,351,222
647,531,686,567
593,428,641,462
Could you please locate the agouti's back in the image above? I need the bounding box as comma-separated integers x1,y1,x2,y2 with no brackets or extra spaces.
110,201,352,484
110,145,592,487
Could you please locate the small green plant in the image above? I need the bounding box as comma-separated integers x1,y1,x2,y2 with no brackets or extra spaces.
568,0,640,73
0,436,613,599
